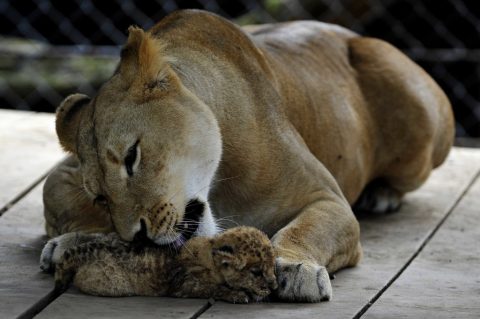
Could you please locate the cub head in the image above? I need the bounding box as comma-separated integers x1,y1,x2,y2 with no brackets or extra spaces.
211,227,277,300
55,26,222,245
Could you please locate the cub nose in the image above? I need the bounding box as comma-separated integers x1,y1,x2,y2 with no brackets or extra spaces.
269,278,279,290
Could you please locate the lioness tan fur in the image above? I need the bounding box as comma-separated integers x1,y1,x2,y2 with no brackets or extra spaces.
54,227,276,303
41,10,454,302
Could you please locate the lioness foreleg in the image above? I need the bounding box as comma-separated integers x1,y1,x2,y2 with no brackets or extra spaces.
272,195,362,302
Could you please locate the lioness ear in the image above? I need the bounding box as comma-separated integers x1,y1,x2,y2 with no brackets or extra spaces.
120,26,174,93
56,93,91,153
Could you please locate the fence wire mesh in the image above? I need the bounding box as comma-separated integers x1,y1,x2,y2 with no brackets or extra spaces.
0,0,479,137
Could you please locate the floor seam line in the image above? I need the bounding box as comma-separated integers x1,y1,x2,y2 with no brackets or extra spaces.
189,298,215,319
16,286,66,319
352,167,480,319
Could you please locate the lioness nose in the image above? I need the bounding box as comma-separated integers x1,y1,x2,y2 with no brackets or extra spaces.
133,219,153,245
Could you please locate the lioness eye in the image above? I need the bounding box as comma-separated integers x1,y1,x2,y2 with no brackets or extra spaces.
124,140,139,176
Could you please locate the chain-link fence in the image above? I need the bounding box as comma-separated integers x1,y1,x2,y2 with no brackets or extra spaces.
1,0,479,137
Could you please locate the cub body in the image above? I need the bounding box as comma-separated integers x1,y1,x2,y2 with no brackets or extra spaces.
54,227,277,303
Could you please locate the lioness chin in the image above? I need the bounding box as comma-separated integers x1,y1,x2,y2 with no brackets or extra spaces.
40,9,454,302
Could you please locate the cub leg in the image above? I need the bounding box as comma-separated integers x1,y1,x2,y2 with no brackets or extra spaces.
40,232,105,272
54,234,161,297
171,278,250,303
272,193,362,302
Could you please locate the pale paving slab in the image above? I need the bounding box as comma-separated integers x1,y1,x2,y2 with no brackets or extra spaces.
0,110,64,209
363,172,480,319
198,148,480,319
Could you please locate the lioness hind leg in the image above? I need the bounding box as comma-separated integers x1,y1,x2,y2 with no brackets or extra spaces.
355,143,438,215
353,179,403,214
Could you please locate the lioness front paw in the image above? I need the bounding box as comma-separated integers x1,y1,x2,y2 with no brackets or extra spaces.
275,257,332,302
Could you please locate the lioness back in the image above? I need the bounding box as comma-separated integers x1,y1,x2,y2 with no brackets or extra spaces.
247,19,453,201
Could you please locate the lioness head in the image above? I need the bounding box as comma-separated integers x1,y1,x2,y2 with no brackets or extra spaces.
55,26,222,245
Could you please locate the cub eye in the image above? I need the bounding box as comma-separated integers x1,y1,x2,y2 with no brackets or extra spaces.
250,267,263,277
124,140,139,177
93,195,108,207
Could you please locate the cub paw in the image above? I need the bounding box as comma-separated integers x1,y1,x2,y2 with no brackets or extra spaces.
275,257,332,302
221,290,250,304
40,232,95,272
40,237,59,272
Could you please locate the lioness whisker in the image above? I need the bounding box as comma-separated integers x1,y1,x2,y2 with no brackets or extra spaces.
215,216,241,226
179,237,194,255
181,218,203,223
175,228,197,235
165,187,184,207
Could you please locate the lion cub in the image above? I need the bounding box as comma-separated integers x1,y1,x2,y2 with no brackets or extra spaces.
54,227,277,303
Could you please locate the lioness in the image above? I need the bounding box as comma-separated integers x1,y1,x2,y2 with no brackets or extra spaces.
40,10,454,302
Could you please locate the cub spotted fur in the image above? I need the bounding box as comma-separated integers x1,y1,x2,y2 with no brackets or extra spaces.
54,227,277,303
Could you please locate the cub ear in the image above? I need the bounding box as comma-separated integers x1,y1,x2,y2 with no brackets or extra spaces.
212,245,246,270
55,93,91,153
212,245,235,268
217,245,234,254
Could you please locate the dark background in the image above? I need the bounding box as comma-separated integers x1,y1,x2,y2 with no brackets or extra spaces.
1,0,479,138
